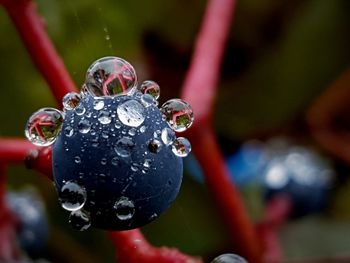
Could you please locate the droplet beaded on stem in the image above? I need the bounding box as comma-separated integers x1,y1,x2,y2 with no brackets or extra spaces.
24,56,194,230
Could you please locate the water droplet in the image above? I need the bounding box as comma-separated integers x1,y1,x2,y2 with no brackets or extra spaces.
140,125,146,133
143,159,152,168
69,210,91,231
149,213,158,221
117,99,145,127
85,57,137,97
93,100,105,110
140,94,157,107
148,139,162,153
115,122,121,129
75,104,86,115
131,164,138,172
128,128,136,136
80,84,90,97
60,181,87,211
161,128,176,146
63,92,81,110
78,119,91,134
98,110,112,124
139,80,160,99
210,254,247,263
102,130,109,138
25,108,64,146
64,126,74,137
114,137,134,157
111,157,119,166
74,156,81,164
160,99,194,132
172,137,191,157
114,196,135,221
101,158,107,165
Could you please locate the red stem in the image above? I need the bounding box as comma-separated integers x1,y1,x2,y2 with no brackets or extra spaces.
1,0,77,103
108,230,202,263
180,0,262,261
0,138,37,164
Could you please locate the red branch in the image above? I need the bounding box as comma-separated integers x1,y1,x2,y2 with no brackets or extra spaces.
1,0,76,103
0,138,37,164
108,230,202,263
180,0,262,261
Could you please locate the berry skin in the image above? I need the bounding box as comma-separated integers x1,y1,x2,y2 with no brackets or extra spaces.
52,94,183,230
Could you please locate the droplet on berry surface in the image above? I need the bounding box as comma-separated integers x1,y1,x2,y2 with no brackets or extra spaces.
160,99,194,132
59,181,87,211
114,137,134,157
69,209,91,231
114,196,135,221
148,139,162,153
172,137,191,157
85,57,137,97
161,127,176,146
25,108,64,146
210,254,247,263
139,80,160,99
140,94,157,107
93,100,105,110
117,99,145,127
75,103,86,115
62,92,81,110
78,119,91,134
98,110,112,124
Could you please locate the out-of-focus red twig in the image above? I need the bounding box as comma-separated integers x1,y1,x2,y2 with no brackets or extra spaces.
108,230,202,263
181,0,262,261
1,0,76,103
307,68,350,165
0,0,202,261
0,138,37,164
0,164,21,262
257,195,293,263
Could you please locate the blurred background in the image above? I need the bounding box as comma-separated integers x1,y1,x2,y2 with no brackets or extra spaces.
1,0,350,262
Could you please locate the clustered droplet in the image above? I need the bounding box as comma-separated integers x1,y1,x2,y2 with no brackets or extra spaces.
210,253,247,263
25,56,195,230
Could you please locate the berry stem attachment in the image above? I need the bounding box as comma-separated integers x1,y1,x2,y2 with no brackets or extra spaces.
1,0,77,103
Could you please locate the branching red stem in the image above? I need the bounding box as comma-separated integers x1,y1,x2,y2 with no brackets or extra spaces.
180,0,262,261
1,0,77,103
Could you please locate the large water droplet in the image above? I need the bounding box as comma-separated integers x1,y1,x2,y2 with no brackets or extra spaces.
98,110,112,124
63,92,81,110
93,100,105,110
25,108,64,146
148,139,162,153
69,210,91,231
161,127,176,146
60,181,87,211
139,80,160,99
161,99,194,132
172,137,191,157
85,57,137,97
114,137,134,157
114,196,135,221
78,119,91,134
117,99,145,127
210,254,247,263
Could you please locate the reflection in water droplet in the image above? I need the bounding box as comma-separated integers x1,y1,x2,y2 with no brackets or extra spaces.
69,210,91,231
148,139,162,153
161,128,176,146
60,181,87,211
160,99,194,132
63,92,81,110
25,108,64,146
139,80,160,99
93,100,105,110
78,119,91,134
98,110,112,124
210,253,247,263
114,196,135,220
172,137,191,157
114,137,134,157
85,57,137,97
117,99,145,127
